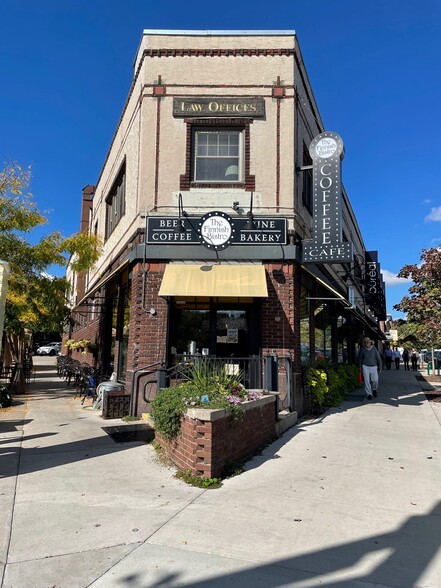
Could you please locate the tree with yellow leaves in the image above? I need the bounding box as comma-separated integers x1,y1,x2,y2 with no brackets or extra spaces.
0,162,101,384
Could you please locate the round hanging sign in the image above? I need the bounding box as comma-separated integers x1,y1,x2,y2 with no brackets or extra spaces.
198,211,235,250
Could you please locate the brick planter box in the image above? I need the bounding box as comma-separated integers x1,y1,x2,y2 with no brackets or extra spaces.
155,394,276,478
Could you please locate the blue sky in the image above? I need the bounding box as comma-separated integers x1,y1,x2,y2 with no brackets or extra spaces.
1,0,440,318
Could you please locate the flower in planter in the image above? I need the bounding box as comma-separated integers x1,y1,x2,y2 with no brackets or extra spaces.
244,390,263,402
65,338,97,352
151,360,266,440
226,394,242,405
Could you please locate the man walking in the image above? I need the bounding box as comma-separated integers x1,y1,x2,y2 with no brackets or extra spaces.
359,337,382,400
393,348,401,369
384,346,393,370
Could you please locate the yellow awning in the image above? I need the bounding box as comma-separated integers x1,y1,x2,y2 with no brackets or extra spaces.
158,264,268,298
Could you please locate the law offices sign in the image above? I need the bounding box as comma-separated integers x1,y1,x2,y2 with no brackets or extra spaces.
301,132,353,264
173,97,265,118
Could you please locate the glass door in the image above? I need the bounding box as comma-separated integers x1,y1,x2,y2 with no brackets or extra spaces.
215,308,248,358
169,299,260,362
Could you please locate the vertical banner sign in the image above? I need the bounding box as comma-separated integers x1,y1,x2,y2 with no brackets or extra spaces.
301,132,353,263
365,251,379,306
365,250,387,320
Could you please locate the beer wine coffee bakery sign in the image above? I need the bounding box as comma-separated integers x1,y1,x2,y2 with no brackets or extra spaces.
147,212,287,250
301,132,353,264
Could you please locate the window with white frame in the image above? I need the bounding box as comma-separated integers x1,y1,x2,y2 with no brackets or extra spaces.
193,129,243,182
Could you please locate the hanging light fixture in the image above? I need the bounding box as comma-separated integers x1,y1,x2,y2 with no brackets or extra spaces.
175,192,187,233
244,191,256,230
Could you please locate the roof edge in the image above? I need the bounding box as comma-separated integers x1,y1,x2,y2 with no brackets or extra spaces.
141,29,296,36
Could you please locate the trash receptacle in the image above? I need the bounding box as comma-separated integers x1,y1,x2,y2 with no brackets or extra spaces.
93,381,125,413
102,389,130,419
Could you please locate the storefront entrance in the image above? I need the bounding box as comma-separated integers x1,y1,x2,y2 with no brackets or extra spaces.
169,298,260,361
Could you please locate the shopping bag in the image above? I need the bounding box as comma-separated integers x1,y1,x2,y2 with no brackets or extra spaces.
358,370,363,383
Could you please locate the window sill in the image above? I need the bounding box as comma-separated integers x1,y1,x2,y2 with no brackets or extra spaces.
190,182,245,189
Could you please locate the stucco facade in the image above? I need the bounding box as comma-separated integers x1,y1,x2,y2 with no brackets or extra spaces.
66,31,386,417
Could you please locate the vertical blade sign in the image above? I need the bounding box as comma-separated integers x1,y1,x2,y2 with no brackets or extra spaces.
301,132,353,263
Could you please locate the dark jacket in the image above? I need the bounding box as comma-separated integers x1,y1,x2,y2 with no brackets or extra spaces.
359,346,382,369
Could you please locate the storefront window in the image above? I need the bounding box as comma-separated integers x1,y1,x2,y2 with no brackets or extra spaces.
337,315,348,363
118,288,130,380
170,299,257,361
174,309,210,357
109,296,118,375
300,285,311,365
314,304,332,361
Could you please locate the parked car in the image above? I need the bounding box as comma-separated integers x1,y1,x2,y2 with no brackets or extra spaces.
36,342,62,356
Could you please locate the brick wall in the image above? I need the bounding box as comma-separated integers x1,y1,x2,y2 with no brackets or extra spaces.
62,321,100,366
127,263,168,415
156,394,276,478
261,263,298,357
261,262,303,411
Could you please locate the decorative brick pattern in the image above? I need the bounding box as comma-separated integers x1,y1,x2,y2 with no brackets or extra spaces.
142,48,295,58
156,395,276,478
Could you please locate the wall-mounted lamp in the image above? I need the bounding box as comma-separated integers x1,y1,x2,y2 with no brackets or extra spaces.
149,307,157,316
175,192,188,234
245,191,256,230
232,201,240,212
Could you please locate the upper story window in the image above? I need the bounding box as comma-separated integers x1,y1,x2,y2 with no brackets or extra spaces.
302,142,313,215
105,163,126,239
193,129,243,183
180,118,255,191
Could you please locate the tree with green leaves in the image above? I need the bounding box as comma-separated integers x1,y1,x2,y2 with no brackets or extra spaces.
0,162,101,380
393,246,441,350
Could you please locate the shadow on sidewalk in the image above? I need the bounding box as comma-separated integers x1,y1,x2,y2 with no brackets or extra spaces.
130,502,441,588
0,431,149,479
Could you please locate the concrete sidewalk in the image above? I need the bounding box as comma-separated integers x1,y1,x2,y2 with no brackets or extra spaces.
1,360,440,588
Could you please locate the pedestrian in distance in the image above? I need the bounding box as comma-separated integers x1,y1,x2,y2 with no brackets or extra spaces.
393,348,401,370
384,346,393,370
359,337,382,400
402,348,410,371
411,348,419,371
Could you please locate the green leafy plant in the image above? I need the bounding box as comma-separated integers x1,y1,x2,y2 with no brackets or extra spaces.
151,387,186,441
65,338,97,352
183,359,244,390
306,363,359,409
221,460,244,478
306,367,328,406
151,359,263,440
122,415,140,422
175,469,222,489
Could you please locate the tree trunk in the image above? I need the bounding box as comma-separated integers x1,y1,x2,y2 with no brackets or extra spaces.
5,332,27,394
